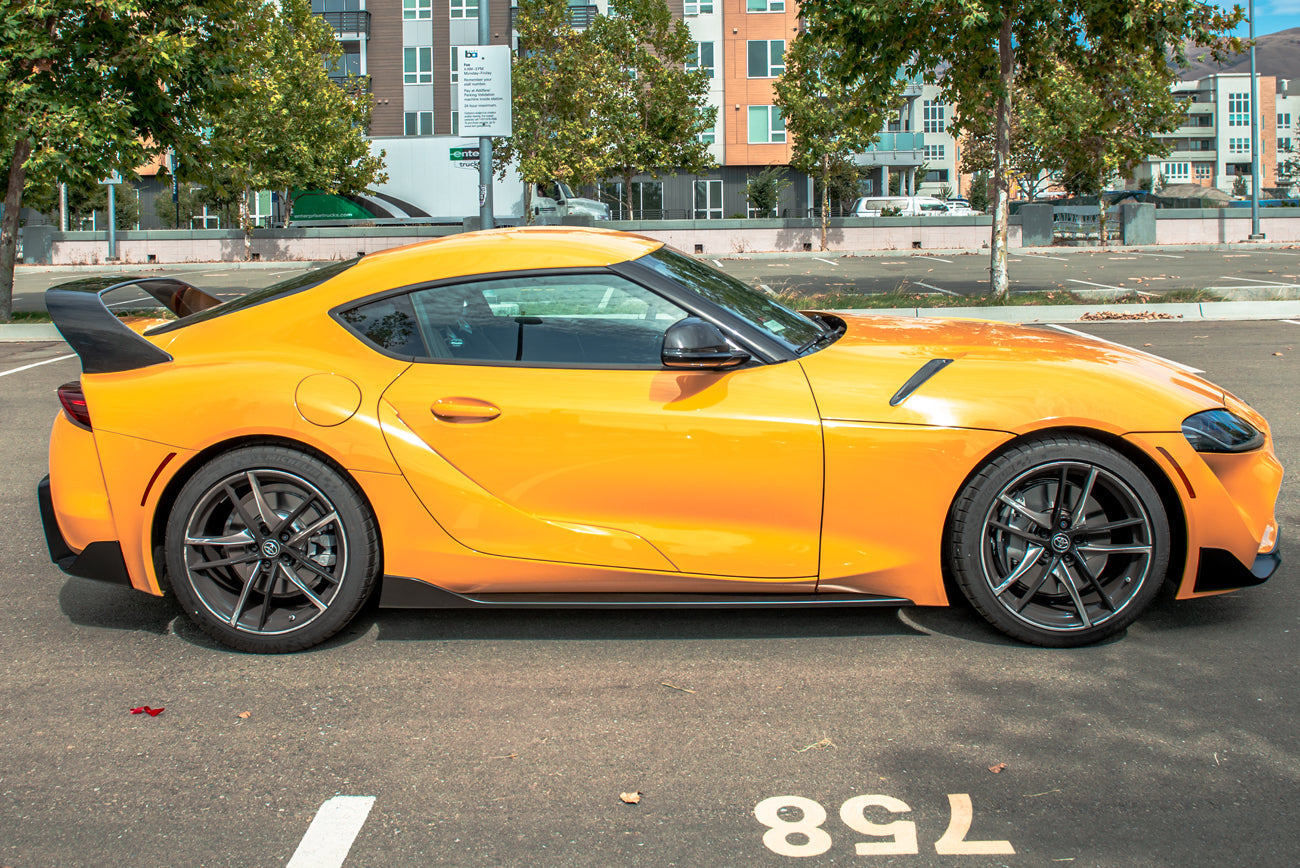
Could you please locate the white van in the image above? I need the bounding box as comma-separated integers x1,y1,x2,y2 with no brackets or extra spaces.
850,196,953,217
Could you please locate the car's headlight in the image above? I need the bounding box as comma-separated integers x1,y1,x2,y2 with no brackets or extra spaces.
1181,409,1264,453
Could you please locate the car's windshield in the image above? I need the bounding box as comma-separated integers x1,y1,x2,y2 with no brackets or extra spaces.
557,182,576,200
637,246,824,352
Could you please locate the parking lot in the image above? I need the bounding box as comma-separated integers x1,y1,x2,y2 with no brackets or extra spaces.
1,291,1298,865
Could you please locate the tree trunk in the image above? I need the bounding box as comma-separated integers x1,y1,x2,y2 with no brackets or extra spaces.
239,188,252,260
820,155,829,251
0,138,33,323
623,170,634,220
989,13,1014,298
282,189,294,228
1097,196,1108,246
523,181,534,225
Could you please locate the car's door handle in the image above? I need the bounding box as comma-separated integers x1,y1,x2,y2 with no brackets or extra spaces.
431,397,502,423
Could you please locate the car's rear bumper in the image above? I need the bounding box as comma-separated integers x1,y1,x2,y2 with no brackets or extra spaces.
38,474,131,586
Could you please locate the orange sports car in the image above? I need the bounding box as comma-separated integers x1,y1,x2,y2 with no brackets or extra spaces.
39,227,1282,652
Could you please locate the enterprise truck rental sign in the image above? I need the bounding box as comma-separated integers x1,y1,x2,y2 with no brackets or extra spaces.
458,45,513,137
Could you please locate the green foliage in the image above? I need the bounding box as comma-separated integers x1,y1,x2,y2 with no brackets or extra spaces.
1232,174,1248,197
153,183,240,229
888,173,902,196
0,0,250,319
498,0,714,220
814,0,1244,292
968,170,992,212
743,166,789,218
186,0,385,227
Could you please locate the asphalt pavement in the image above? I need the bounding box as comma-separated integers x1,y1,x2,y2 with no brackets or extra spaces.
1,317,1297,866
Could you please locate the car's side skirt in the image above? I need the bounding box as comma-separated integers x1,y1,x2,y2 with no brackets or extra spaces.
380,576,912,609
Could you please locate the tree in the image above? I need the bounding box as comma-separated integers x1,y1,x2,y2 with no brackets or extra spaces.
187,0,385,230
588,0,715,219
813,0,1243,296
495,0,616,220
775,18,896,248
1232,174,1248,197
743,166,789,217
0,0,249,321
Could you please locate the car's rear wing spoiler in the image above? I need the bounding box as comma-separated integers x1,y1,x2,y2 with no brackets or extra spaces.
45,277,223,374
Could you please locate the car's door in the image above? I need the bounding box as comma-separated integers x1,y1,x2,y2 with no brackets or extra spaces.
356,270,824,579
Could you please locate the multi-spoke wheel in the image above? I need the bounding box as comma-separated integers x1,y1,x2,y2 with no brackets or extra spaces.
165,446,379,653
946,435,1170,647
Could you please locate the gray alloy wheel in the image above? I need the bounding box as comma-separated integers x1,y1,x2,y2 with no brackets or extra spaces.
946,435,1170,647
165,446,379,653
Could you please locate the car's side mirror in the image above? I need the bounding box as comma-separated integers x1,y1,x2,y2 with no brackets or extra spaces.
662,317,751,369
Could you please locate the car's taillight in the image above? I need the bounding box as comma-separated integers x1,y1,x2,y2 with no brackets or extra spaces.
57,381,92,430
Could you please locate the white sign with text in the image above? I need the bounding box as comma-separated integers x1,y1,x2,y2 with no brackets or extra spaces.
458,45,513,137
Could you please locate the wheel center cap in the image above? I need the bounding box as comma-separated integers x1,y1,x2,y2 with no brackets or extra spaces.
261,539,281,558
1050,533,1071,553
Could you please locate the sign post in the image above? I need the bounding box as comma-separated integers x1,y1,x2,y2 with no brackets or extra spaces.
459,37,512,230
100,172,122,260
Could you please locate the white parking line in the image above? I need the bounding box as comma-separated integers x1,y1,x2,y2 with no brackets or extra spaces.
712,260,724,268
1047,324,1204,373
911,280,961,297
1127,252,1184,259
1067,278,1128,291
1283,320,1300,326
814,257,837,266
1017,253,1070,262
1215,276,1300,287
286,796,375,868
0,354,77,378
915,255,954,263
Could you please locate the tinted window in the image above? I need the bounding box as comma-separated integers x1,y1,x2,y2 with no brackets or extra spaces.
346,274,687,366
338,293,426,356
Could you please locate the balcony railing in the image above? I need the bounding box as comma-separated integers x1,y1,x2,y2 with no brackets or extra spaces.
328,74,371,96
322,10,370,35
869,132,926,151
511,4,598,29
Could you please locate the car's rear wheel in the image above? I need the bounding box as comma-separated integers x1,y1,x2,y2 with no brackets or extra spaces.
946,435,1170,647
165,446,379,653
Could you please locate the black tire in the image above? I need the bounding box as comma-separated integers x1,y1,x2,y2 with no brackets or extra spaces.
165,446,380,653
946,435,1170,647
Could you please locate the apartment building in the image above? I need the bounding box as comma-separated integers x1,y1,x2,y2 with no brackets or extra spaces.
312,0,963,219
1140,73,1288,195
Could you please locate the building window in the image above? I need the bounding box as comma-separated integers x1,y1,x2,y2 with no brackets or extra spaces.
1194,163,1213,179
403,0,432,19
602,180,664,219
1278,137,1292,154
746,40,784,78
404,47,433,84
683,0,714,14
1162,161,1190,181
923,100,946,133
1227,137,1250,155
699,116,717,145
687,42,715,78
404,111,433,136
1277,112,1290,129
450,51,458,84
746,0,784,11
450,0,479,18
694,179,722,219
747,105,785,143
924,169,949,183
1228,93,1249,126
923,144,945,160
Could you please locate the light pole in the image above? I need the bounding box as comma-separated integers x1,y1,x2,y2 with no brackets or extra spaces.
1248,0,1264,239
478,0,494,230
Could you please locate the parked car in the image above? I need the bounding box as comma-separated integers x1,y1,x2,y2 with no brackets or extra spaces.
41,227,1281,652
941,197,980,215
532,181,610,220
851,195,954,216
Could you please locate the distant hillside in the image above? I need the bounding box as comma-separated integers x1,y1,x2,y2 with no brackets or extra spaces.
1178,27,1300,81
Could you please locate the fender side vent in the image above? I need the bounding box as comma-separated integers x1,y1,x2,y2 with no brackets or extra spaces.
890,358,955,406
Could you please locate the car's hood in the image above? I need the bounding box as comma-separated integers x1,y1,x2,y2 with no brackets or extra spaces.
798,313,1232,434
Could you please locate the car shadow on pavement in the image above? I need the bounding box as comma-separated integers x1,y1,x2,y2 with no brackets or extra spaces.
366,604,926,644
58,577,180,636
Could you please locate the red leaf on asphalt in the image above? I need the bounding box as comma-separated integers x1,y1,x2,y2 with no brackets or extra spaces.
130,706,164,717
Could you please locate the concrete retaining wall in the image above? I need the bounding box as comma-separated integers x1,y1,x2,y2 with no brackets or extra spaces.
20,209,1300,265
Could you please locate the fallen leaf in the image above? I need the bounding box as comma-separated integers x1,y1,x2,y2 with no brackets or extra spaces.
490,753,518,760
1273,352,1284,356
1144,343,1152,347
794,738,835,752
237,711,251,719
661,682,696,694
130,706,163,717
620,791,642,804
988,762,1008,773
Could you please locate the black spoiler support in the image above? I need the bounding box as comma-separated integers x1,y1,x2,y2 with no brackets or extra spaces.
45,277,223,374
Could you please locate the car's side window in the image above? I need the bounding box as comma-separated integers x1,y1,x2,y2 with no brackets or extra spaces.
396,274,688,366
338,293,427,356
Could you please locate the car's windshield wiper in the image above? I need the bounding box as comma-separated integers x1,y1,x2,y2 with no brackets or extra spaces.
794,320,845,356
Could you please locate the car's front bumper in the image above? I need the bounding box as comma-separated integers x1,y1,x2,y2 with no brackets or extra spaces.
38,474,131,586
1194,534,1281,593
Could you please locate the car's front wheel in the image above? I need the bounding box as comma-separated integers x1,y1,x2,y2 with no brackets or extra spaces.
946,435,1170,647
165,446,380,653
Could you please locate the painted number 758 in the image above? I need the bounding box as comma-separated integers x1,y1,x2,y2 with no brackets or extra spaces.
755,793,1015,858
